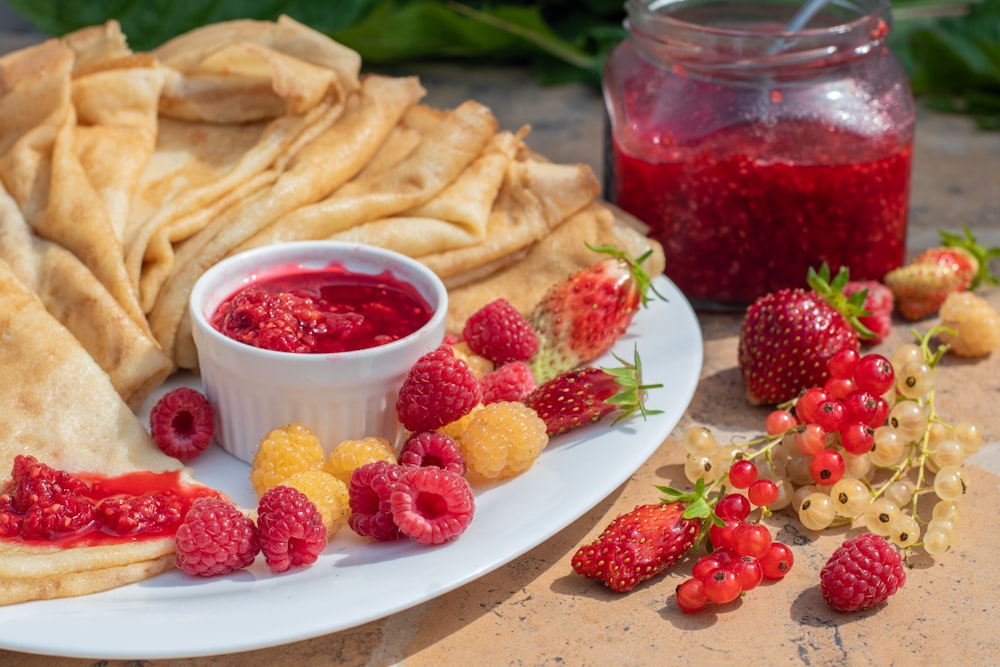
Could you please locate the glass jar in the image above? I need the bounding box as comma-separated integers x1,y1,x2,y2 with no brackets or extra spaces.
603,0,915,309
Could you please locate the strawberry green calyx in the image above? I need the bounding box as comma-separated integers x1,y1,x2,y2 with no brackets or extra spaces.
806,264,877,340
656,477,716,522
602,346,664,424
938,226,1000,289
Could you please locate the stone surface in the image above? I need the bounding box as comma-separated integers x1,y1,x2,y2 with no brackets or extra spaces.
1,42,1000,667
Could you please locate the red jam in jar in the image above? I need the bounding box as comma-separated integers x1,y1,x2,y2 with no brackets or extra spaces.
211,264,433,354
604,0,915,308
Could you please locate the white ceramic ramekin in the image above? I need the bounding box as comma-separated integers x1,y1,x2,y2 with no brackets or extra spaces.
189,241,447,464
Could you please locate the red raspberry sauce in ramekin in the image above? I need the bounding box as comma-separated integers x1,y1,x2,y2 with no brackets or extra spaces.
210,263,433,354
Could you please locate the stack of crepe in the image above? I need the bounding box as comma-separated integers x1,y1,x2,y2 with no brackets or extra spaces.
0,17,663,604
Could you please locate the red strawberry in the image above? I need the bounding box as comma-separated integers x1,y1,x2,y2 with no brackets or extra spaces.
572,501,701,592
524,348,661,436
528,244,664,384
884,226,999,321
884,261,966,321
738,265,872,406
844,280,893,344
462,298,538,366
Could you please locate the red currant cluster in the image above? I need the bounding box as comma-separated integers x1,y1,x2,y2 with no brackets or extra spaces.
675,472,794,613
786,349,894,488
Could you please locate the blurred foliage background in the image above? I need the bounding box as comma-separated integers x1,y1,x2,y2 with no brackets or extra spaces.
6,0,1000,128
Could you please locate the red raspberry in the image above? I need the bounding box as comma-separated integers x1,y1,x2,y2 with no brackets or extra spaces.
396,345,482,432
390,466,475,545
96,490,185,536
1,455,94,539
845,280,894,344
347,460,405,541
462,298,539,366
175,497,259,577
479,361,536,404
399,432,466,476
257,485,328,573
4,455,89,510
150,387,215,461
0,497,22,537
820,533,906,612
21,494,94,539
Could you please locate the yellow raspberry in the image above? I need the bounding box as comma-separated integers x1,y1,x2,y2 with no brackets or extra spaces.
436,405,482,442
250,423,325,497
323,436,396,485
939,291,1000,358
456,401,548,480
450,341,494,378
282,470,351,537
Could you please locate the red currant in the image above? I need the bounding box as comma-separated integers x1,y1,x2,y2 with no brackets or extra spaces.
823,376,856,401
692,552,727,581
759,542,795,579
728,555,763,592
703,567,742,604
794,387,829,424
675,577,708,613
840,421,875,454
809,448,845,486
827,347,860,379
853,353,895,395
813,399,847,434
732,522,772,559
708,518,741,550
764,409,796,436
793,423,826,456
727,460,758,490
715,493,751,521
747,478,779,507
871,396,891,427
708,546,738,568
843,389,878,426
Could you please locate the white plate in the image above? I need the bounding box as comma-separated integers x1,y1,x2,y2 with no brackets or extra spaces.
0,275,703,660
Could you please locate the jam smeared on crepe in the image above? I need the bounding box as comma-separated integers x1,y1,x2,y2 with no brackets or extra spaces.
0,455,220,548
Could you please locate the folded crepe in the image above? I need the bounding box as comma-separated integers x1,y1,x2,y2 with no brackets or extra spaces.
65,21,165,241
0,258,208,606
125,16,363,313
330,128,520,256
0,31,171,408
0,35,148,335
0,181,171,408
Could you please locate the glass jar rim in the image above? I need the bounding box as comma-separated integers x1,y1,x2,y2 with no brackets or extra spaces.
625,0,892,68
